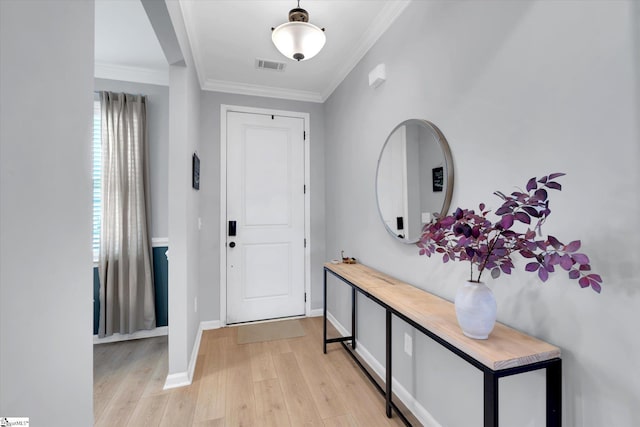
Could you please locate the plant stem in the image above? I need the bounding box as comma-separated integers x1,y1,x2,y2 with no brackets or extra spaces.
476,231,503,282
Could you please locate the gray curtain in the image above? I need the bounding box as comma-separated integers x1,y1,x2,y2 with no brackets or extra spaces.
98,91,155,337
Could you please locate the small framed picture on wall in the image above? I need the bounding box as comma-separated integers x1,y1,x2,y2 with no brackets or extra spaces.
432,166,443,192
192,153,200,190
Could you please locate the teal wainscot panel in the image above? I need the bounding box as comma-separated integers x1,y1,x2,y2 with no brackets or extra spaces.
152,246,169,328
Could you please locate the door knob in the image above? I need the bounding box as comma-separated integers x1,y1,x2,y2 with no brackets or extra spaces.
229,241,236,248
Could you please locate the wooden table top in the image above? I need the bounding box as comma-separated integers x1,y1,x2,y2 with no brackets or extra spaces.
325,262,561,371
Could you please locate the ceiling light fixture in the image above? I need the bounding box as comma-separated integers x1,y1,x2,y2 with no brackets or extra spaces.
271,0,326,62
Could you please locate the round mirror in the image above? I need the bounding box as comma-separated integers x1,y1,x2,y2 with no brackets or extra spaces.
375,119,454,244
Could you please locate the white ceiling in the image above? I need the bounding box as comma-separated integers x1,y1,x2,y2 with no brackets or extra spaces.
95,0,169,85
95,0,411,102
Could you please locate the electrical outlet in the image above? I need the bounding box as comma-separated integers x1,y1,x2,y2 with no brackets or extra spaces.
194,297,198,313
404,332,412,356
198,217,202,230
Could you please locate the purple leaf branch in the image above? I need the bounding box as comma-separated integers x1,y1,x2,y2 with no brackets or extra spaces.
417,173,602,293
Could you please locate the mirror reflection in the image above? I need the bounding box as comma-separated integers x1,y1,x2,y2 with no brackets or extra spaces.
376,119,454,244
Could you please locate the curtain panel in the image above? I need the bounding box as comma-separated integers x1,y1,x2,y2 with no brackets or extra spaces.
98,91,155,337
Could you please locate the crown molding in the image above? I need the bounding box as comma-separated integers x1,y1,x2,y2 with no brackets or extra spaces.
95,62,169,86
321,0,412,101
203,78,324,103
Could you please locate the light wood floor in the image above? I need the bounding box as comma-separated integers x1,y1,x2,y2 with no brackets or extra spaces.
94,316,420,427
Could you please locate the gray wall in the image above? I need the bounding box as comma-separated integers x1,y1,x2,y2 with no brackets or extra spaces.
325,1,640,426
198,91,326,322
94,78,169,239
0,1,94,425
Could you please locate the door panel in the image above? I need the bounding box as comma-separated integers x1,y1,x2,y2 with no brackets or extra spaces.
226,111,305,324
243,243,290,299
243,128,291,226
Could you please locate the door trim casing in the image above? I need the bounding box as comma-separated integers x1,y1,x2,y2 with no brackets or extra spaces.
220,104,311,326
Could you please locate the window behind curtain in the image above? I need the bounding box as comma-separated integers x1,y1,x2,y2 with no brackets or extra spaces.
92,95,101,263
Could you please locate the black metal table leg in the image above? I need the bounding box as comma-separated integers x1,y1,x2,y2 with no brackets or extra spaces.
547,359,562,427
484,370,499,427
352,287,357,350
386,310,393,418
323,268,327,354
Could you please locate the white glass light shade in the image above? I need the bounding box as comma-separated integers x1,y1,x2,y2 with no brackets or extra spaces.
272,21,326,61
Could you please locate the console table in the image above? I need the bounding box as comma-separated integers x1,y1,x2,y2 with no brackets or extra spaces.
323,262,562,427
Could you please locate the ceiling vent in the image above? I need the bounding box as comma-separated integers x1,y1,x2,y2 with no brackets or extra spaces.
255,58,286,72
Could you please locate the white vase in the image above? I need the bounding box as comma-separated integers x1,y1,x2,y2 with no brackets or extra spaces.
454,281,497,339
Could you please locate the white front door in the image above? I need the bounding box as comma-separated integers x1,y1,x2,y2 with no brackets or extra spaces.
226,111,306,324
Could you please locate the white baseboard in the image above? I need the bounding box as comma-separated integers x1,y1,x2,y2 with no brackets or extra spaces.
163,319,222,390
200,320,222,330
163,372,191,390
93,326,168,344
309,308,323,317
187,320,222,382
326,312,441,427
